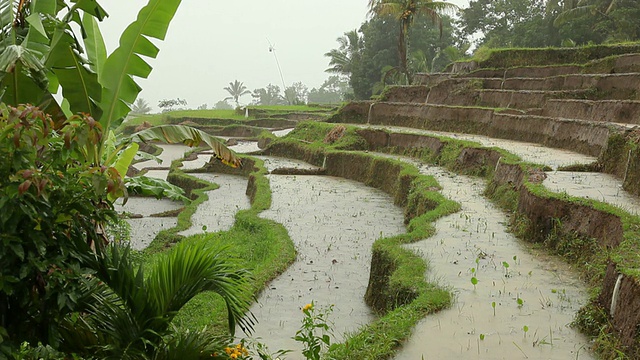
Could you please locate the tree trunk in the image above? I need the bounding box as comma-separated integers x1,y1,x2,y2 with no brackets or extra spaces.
398,22,412,85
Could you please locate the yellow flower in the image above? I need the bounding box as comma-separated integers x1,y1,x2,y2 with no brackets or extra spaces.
230,353,238,359
224,347,232,355
303,303,313,311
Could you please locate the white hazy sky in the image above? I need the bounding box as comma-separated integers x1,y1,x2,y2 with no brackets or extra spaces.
99,0,469,111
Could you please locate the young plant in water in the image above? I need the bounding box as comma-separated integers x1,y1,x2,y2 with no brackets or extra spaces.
294,302,334,360
491,301,496,316
470,267,478,289
523,325,529,339
502,261,511,277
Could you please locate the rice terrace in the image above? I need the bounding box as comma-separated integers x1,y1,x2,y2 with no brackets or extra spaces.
2,1,640,360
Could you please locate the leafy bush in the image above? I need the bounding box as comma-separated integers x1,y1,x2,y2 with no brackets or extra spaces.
0,105,120,351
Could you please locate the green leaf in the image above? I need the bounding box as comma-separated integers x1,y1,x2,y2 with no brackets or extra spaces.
471,277,478,286
47,29,102,118
73,0,108,21
99,0,182,130
81,13,107,82
25,13,48,38
131,125,241,168
125,175,189,203
32,0,57,14
0,60,47,107
113,142,139,179
9,243,24,260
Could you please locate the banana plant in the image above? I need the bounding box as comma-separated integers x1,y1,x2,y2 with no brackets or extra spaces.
0,0,241,185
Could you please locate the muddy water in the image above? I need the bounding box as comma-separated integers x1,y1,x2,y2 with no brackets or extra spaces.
177,173,251,236
376,156,595,360
114,197,181,250
134,144,192,170
545,171,640,215
360,125,596,169
241,159,406,357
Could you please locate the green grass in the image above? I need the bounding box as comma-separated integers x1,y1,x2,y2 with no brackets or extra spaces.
248,104,329,112
140,155,295,335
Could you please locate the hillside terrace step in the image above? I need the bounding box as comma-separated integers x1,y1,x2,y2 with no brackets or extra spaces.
542,99,640,125
333,101,630,157
429,88,593,109
496,73,640,96
462,65,584,79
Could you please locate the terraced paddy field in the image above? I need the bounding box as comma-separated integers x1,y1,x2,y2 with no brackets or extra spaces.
123,45,640,359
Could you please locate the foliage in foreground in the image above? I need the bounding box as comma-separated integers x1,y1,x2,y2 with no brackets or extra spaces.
0,105,253,358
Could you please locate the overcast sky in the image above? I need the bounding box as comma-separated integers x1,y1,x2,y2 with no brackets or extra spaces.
99,0,469,112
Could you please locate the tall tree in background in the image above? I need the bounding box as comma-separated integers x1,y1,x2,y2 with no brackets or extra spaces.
324,30,363,78
131,98,152,114
368,0,458,84
224,80,251,107
461,0,553,47
251,84,284,105
553,0,640,43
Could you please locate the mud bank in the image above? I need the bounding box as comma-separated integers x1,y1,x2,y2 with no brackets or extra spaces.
330,101,617,157
356,125,597,170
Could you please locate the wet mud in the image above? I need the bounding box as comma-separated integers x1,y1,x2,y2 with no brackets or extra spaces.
114,197,181,250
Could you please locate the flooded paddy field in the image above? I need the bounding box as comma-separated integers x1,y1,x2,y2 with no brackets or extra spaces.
242,158,406,357
361,125,597,169
380,156,595,360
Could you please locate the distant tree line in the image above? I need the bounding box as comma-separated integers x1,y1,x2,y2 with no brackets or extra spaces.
326,0,640,100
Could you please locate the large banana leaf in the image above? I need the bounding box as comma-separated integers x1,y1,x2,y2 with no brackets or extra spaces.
82,13,107,83
47,27,102,118
131,125,242,168
98,0,182,130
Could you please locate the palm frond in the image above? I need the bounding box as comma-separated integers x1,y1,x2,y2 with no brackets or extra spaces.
145,241,255,335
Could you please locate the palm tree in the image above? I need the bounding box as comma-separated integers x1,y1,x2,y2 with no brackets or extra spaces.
554,0,619,26
368,0,458,84
224,80,251,107
324,30,363,77
131,98,152,114
59,241,255,358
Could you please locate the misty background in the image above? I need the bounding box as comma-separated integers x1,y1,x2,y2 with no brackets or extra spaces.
99,0,468,112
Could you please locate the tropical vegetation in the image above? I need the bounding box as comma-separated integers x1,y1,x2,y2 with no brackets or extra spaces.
224,80,251,108
0,0,248,357
367,0,459,84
